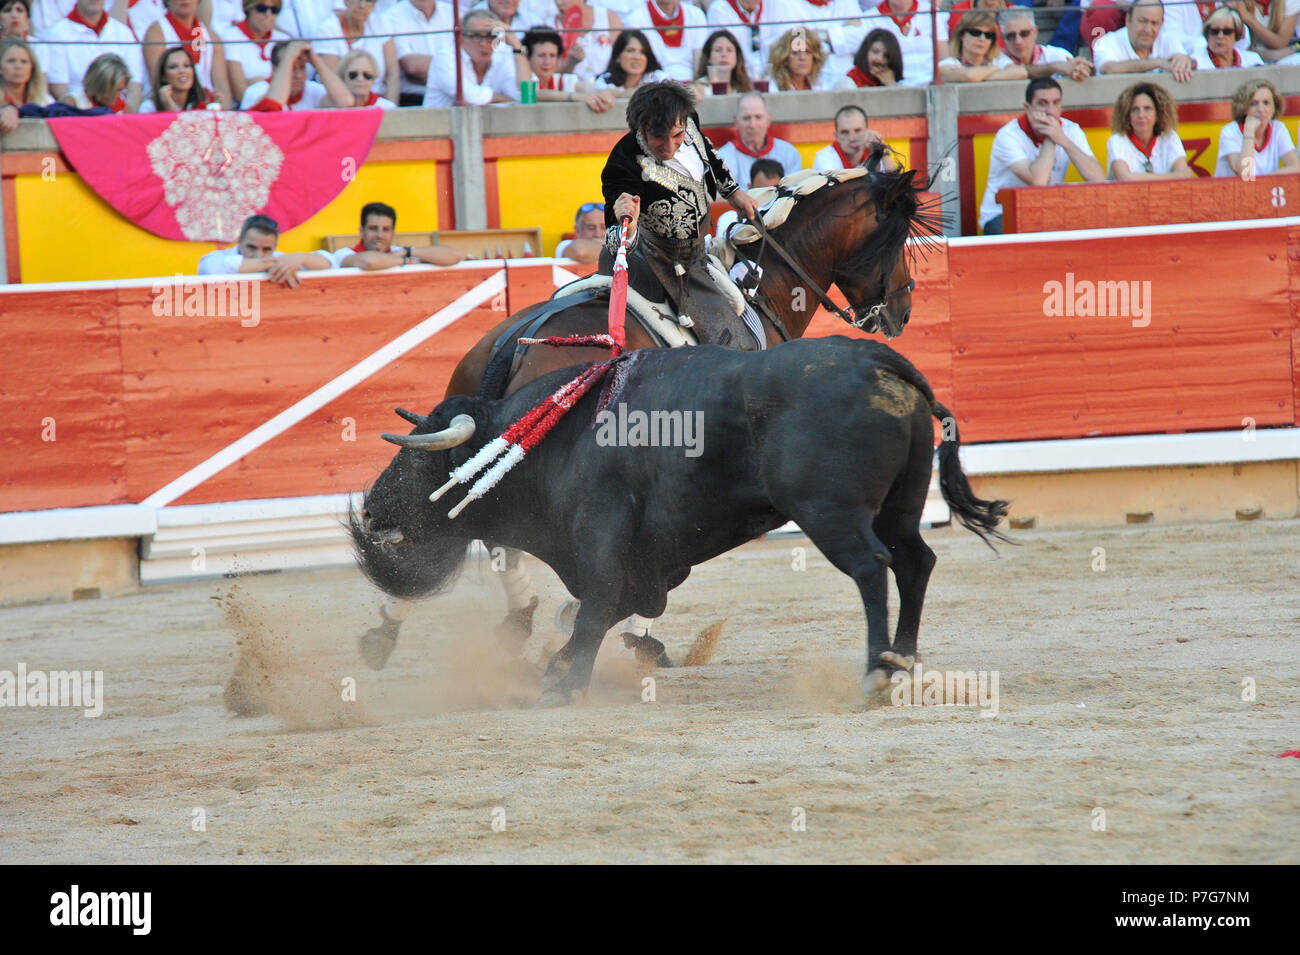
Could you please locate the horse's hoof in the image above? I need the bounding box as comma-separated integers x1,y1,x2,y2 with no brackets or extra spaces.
623,634,673,669
495,596,539,654
863,668,892,695
533,686,577,709
554,598,580,634
359,628,397,671
879,651,915,672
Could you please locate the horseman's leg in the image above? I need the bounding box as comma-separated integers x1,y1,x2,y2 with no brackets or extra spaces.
360,595,411,670
619,613,672,668
493,544,539,653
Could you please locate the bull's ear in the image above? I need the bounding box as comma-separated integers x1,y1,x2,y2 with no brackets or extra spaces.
394,407,429,429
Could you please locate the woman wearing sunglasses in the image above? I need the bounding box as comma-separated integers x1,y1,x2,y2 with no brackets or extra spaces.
220,0,291,104
315,0,399,100
939,11,1025,83
1106,81,1192,180
1194,8,1264,69
327,47,395,108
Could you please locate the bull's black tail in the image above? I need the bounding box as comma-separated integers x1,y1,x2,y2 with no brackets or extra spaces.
932,401,1011,549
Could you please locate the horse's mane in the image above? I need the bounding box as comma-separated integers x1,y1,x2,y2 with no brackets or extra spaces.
777,142,944,276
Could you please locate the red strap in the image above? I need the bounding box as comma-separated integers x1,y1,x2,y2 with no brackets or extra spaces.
339,12,355,49
647,1,685,47
846,67,881,87
67,7,108,36
1210,49,1241,69
724,0,762,22
110,95,127,113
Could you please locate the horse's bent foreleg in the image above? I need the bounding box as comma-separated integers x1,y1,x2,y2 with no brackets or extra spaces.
360,595,411,670
494,545,539,652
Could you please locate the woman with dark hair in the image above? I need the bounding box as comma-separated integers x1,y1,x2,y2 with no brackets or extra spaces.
939,11,1026,83
520,27,615,111
1105,81,1192,180
143,45,213,112
142,0,233,108
1216,78,1300,177
595,29,667,94
601,80,759,344
836,28,902,88
692,29,753,95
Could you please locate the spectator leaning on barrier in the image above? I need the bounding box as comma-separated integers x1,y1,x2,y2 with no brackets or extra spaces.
622,0,709,82
999,8,1092,81
520,27,616,111
331,202,467,270
1215,78,1300,177
142,0,232,109
836,28,903,88
69,51,130,109
813,104,883,171
389,0,453,107
1230,0,1300,63
1194,7,1264,69
939,10,1027,82
594,28,667,93
315,0,399,100
328,48,396,108
219,0,292,105
554,200,605,263
715,91,802,188
1092,0,1196,83
142,45,214,111
979,76,1104,235
424,9,522,107
768,26,831,92
197,213,332,288
45,0,145,111
242,40,351,109
1106,80,1192,179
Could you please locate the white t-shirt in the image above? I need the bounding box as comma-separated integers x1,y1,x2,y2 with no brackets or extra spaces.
1091,24,1192,71
424,46,519,107
313,9,395,96
544,4,618,85
43,12,146,96
1192,46,1265,70
1106,130,1187,177
1215,119,1298,177
29,0,74,37
622,1,710,81
218,21,293,91
979,115,1097,228
240,78,329,109
705,0,794,80
126,0,165,41
388,0,453,99
812,142,858,172
198,246,288,275
938,52,1017,74
1006,43,1073,69
716,137,802,188
870,0,946,88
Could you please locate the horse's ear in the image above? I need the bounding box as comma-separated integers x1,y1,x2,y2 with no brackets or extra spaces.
885,169,918,208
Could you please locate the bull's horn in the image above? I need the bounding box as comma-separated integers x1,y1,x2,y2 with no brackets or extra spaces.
382,414,476,451
394,407,429,428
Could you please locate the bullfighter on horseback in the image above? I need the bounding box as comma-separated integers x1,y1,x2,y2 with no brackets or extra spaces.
602,81,763,348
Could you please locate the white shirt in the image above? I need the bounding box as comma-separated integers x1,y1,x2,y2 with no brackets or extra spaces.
43,12,146,95
812,142,859,172
716,137,802,188
1106,130,1187,177
219,21,293,90
1215,119,1297,177
126,0,165,41
783,0,870,77
593,67,669,89
1192,45,1264,69
979,115,1096,228
1091,24,1192,71
240,77,329,109
939,51,1016,73
705,0,793,79
871,0,946,88
424,46,519,107
29,0,73,37
623,0,710,81
545,4,618,85
145,14,217,96
313,9,395,96
198,246,286,275
1006,43,1073,69
388,0,454,99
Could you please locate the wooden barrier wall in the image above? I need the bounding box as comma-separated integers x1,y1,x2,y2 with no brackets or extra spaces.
3,220,1297,516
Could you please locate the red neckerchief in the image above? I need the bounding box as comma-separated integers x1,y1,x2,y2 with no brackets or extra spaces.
248,96,282,111
352,240,366,252
832,141,859,168
67,6,109,36
338,12,358,49
287,85,304,106
561,5,584,55
1210,48,1241,69
1257,0,1271,12
364,91,380,106
647,0,684,47
236,19,273,61
725,0,762,22
732,135,774,157
110,94,127,112
2,91,19,106
1126,131,1156,159
1018,112,1051,147
804,0,834,6
846,66,881,87
166,12,203,63
1240,118,1272,151
878,0,917,34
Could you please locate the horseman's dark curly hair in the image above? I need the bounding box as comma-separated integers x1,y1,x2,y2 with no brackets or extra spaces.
626,81,696,138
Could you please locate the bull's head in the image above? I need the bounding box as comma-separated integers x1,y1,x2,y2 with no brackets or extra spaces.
350,400,482,599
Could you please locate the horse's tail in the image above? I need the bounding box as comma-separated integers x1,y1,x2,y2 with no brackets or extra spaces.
931,401,1011,549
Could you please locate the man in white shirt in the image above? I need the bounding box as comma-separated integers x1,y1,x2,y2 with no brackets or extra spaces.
1000,8,1092,81
198,214,332,288
554,200,605,263
330,202,466,269
716,92,802,188
979,77,1105,235
706,0,792,79
44,0,144,109
623,0,709,81
389,0,452,106
813,104,885,172
423,8,521,106
1091,0,1195,82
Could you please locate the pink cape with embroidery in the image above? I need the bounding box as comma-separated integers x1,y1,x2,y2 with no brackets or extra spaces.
47,110,383,243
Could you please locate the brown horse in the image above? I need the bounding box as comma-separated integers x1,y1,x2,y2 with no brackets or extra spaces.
358,158,941,670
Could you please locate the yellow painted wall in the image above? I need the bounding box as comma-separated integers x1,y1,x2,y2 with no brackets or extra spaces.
971,116,1300,233
495,152,610,257
16,159,441,284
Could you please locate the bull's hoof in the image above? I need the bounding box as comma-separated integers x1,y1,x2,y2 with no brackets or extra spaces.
494,596,539,654
879,651,915,672
623,634,673,669
533,687,578,709
554,598,580,634
359,622,399,671
863,668,893,696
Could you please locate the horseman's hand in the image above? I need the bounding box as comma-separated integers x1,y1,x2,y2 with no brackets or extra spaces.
729,188,759,222
614,193,639,237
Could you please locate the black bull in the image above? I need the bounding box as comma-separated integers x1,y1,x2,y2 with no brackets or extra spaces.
352,336,1009,705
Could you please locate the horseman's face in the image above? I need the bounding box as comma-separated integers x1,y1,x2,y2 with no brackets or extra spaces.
362,213,395,252
643,117,687,162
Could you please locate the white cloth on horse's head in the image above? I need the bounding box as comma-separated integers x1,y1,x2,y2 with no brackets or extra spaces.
779,169,823,190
